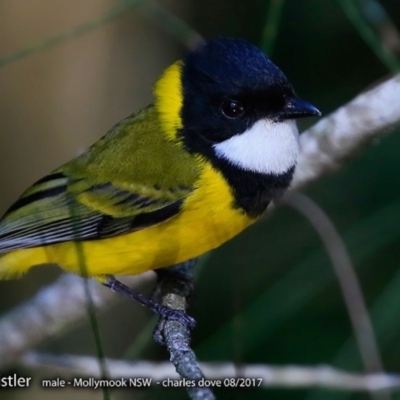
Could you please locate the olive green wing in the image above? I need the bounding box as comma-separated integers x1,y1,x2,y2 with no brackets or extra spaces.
0,106,199,253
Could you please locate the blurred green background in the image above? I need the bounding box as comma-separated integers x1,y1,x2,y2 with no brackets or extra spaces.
1,0,400,399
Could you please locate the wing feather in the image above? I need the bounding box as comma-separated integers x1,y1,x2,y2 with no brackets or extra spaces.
0,106,199,254
0,173,190,254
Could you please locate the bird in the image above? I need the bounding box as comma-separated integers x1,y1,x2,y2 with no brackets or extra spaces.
0,37,320,325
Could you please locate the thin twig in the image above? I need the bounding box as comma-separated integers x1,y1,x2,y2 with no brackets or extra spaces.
336,0,400,73
0,0,203,69
285,194,393,400
20,352,400,392
358,0,400,55
142,1,203,49
0,0,146,69
70,219,110,400
260,0,286,55
283,192,384,373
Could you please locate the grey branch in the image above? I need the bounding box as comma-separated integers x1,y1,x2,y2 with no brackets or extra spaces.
292,73,400,189
21,351,400,392
0,74,400,397
0,272,155,369
152,260,215,400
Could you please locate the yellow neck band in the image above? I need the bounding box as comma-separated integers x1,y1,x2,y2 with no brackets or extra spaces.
153,61,184,142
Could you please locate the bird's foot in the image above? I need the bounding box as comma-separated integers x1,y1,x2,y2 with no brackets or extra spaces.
152,307,196,346
103,275,196,346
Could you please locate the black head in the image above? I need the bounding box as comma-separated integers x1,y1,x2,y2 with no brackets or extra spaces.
180,37,319,152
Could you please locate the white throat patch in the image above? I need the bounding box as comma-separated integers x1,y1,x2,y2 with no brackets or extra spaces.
213,119,300,175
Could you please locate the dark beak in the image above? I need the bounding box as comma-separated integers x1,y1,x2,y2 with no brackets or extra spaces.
280,97,321,120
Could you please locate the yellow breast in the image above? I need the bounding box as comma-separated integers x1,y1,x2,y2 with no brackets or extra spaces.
0,162,256,278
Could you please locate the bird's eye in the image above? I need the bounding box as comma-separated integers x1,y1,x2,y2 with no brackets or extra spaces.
221,100,245,119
